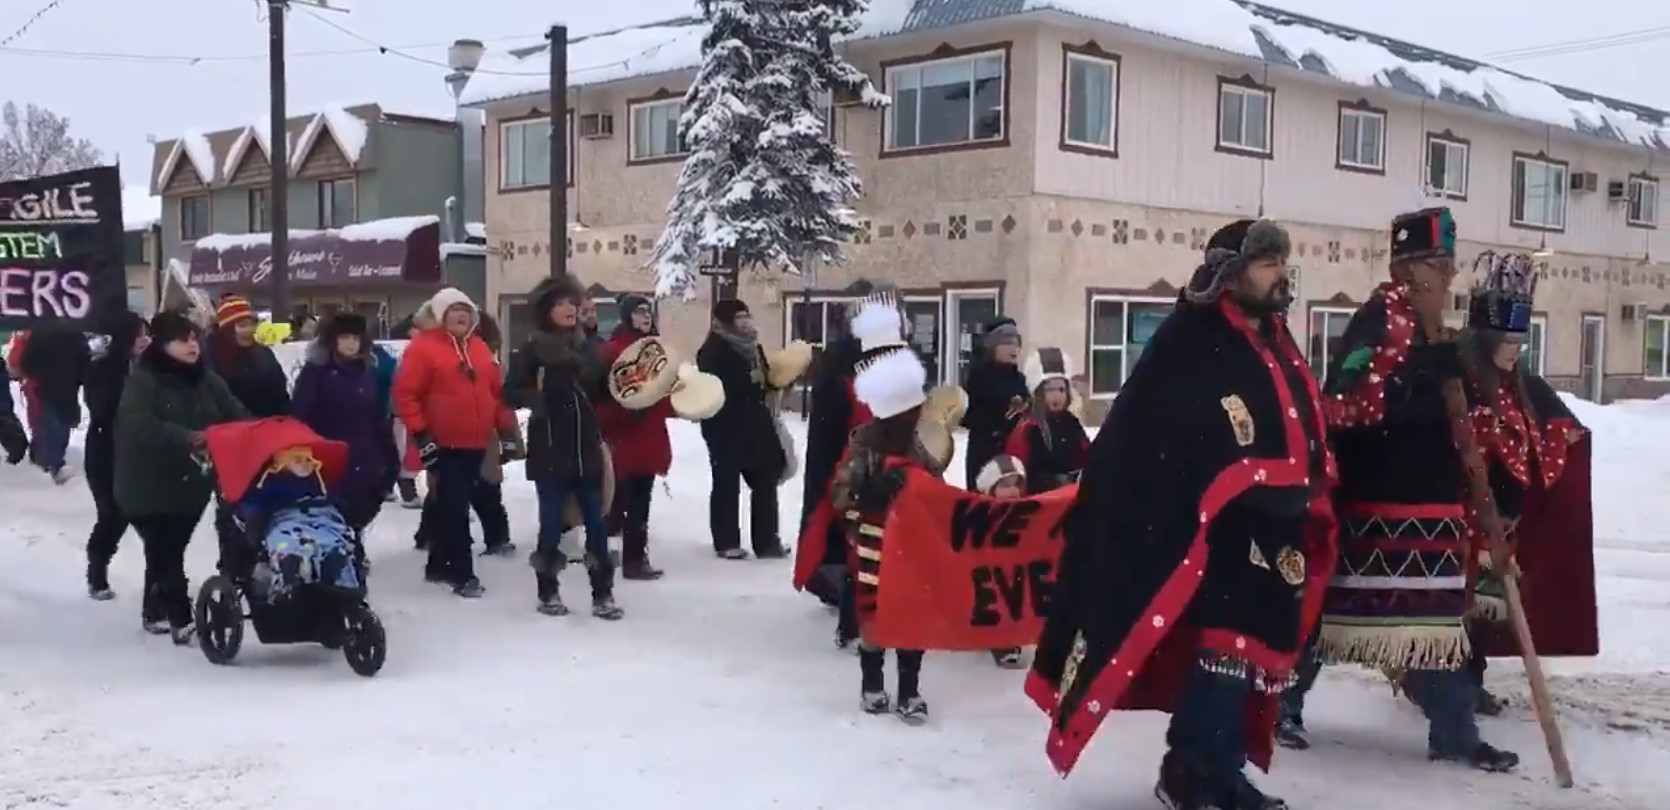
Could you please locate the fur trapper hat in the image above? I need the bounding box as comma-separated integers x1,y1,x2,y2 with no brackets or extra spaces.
1022,346,1076,395
976,455,1028,494
1183,219,1292,304
850,293,925,419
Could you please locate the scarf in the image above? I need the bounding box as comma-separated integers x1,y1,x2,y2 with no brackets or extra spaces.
714,323,761,378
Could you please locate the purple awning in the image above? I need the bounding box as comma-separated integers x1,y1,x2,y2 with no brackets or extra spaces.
188,216,442,287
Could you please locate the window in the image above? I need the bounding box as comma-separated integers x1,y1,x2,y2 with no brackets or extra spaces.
318,178,355,228
501,115,570,189
1525,315,1547,376
127,286,151,316
1646,315,1670,380
1628,175,1660,228
1511,154,1568,230
1307,308,1355,381
1088,297,1171,395
1062,49,1119,152
1336,104,1385,172
178,194,210,241
248,188,269,232
885,49,1006,152
629,98,685,162
1217,80,1272,156
1426,133,1469,199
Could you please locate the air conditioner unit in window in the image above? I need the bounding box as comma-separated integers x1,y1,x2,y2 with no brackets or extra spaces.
1570,171,1600,193
578,113,614,140
831,86,865,108
1607,180,1629,202
1622,302,1647,322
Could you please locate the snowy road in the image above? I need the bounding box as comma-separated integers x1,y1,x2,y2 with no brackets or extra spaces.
4,412,1670,810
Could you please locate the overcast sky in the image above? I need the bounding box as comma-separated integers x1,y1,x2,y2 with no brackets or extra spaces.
1,0,1663,192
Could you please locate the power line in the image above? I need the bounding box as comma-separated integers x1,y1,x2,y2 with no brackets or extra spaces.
1486,25,1670,62
0,34,538,66
0,0,74,49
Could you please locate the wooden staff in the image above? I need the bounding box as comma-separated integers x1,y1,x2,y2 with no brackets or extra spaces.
1422,315,1574,788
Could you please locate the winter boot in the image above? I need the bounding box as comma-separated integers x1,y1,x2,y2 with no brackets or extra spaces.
859,647,889,713
621,525,664,580
1475,687,1506,717
397,478,422,509
753,540,790,560
591,595,624,621
87,561,114,601
1155,750,1213,810
535,573,569,616
991,647,1024,669
716,547,750,561
51,465,79,485
140,585,169,635
1430,742,1519,773
1274,716,1310,750
170,622,196,646
1221,776,1287,810
895,650,928,724
480,541,518,558
452,576,486,598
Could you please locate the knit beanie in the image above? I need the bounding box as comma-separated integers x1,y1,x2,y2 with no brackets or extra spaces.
712,299,750,326
216,296,255,329
150,310,200,345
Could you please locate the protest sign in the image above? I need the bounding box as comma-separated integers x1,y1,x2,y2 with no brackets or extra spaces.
867,470,1076,651
0,166,126,328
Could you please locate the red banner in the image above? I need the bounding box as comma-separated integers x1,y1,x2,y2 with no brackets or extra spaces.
868,470,1077,651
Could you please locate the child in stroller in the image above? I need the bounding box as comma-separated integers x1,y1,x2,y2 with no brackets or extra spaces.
195,417,387,676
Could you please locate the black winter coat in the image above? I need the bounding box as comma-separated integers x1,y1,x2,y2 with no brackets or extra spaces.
961,358,1029,481
696,330,784,476
800,335,861,537
206,330,291,417
507,328,608,483
19,324,89,418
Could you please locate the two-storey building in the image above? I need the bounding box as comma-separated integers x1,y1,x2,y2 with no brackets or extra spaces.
149,104,480,336
461,1,1669,417
122,185,162,314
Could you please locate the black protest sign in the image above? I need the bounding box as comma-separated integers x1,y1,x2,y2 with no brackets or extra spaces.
0,165,127,328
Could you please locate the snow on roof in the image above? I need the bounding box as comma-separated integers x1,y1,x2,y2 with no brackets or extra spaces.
289,106,370,174
122,185,161,232
153,129,218,191
460,0,1668,153
193,215,440,252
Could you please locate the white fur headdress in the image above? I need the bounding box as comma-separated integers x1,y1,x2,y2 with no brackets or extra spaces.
849,293,926,419
1023,346,1076,394
976,455,1028,494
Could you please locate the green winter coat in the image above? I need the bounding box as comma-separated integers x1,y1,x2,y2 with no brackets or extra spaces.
114,351,250,518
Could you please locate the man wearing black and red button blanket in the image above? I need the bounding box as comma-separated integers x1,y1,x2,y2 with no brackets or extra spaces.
1027,219,1336,810
1313,207,1519,773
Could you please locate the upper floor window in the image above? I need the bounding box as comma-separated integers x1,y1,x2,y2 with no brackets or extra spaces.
318,178,355,229
1628,175,1660,228
1511,154,1567,231
629,98,685,163
179,195,210,241
1062,48,1119,153
248,187,269,232
1336,103,1385,172
1425,133,1469,199
1525,315,1548,377
885,48,1006,152
501,117,554,189
1217,78,1272,156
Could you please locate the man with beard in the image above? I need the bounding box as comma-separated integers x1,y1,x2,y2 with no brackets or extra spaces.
1028,219,1335,810
1312,208,1519,772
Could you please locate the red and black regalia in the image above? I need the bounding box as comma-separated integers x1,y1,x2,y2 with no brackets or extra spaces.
1457,253,1597,663
794,327,874,601
1027,219,1336,810
1317,207,1519,772
819,293,946,724
1004,347,1090,494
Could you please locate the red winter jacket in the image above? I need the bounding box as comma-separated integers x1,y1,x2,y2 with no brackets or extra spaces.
595,325,674,478
393,326,514,450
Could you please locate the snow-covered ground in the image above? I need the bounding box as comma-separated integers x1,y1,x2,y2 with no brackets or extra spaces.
3,395,1670,809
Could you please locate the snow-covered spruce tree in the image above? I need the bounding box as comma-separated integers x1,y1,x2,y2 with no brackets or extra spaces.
650,0,887,299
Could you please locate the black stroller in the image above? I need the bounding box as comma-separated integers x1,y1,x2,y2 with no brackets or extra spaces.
193,417,387,677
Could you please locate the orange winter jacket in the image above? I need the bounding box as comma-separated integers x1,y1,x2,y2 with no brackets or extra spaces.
392,327,515,450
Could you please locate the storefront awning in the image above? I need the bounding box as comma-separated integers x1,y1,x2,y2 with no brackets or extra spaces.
187,216,442,288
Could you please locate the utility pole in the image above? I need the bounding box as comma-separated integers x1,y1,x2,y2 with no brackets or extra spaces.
268,0,290,318
548,23,568,280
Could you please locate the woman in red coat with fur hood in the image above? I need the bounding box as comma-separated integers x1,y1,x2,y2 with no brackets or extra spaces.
595,294,673,580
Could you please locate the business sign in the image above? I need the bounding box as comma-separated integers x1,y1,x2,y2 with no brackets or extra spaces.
0,166,126,328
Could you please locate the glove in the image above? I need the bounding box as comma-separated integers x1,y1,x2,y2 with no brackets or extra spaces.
1408,342,1463,381
414,432,440,469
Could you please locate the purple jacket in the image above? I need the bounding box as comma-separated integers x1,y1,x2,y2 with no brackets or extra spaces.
292,343,398,503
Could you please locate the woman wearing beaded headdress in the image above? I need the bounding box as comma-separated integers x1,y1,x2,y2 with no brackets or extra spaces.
1455,252,1597,707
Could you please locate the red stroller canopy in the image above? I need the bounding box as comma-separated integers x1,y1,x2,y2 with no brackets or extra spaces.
203,417,350,505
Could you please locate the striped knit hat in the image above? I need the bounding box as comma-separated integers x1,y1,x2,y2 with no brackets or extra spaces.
216,296,255,329
976,455,1027,494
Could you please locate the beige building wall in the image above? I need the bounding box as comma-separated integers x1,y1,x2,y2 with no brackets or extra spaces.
479,16,1670,417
